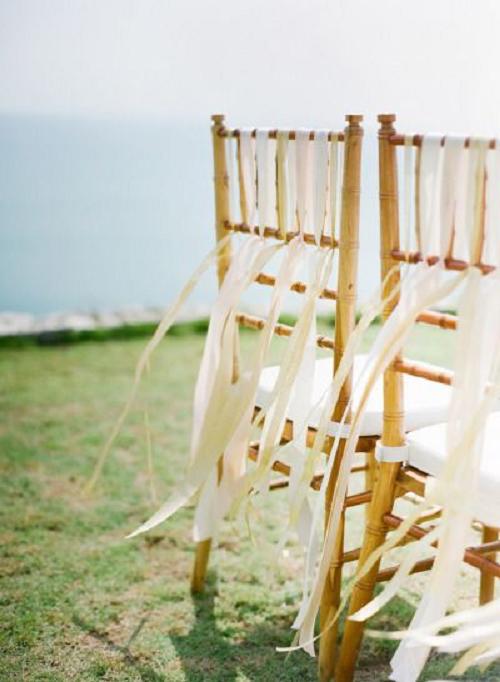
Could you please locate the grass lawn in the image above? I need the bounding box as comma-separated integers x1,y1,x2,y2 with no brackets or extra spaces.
1,321,499,681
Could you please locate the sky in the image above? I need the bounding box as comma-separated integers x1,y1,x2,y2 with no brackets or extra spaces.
2,0,500,135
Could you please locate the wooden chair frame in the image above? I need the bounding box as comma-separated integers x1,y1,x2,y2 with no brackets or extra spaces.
191,113,373,680
334,114,500,682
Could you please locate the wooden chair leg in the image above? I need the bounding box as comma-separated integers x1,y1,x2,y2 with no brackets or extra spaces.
319,510,345,681
318,437,347,681
191,457,224,594
479,525,499,605
191,538,212,593
335,461,400,682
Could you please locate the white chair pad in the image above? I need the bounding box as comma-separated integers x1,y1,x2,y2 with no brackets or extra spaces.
256,354,451,437
407,412,500,528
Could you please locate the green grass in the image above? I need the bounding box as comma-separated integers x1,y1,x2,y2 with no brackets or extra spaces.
1,323,499,681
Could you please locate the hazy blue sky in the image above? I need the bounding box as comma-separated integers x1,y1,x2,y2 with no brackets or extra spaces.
2,0,500,134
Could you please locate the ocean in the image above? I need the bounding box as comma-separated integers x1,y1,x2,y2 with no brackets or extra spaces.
0,115,380,315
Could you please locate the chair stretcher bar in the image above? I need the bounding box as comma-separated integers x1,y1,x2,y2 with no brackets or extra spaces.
236,312,335,350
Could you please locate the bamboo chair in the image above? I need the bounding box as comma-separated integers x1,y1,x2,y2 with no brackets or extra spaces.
191,113,371,677
335,114,500,682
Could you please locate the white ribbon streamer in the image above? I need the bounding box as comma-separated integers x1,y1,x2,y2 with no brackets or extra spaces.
312,131,329,244
440,136,466,259
128,236,287,538
296,130,312,235
419,135,443,255
483,145,500,267
256,129,275,234
238,130,257,228
225,135,239,224
276,131,290,238
329,134,340,240
403,136,413,254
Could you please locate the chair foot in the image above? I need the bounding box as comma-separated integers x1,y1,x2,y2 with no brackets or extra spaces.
318,511,345,680
318,571,341,681
336,460,400,681
335,607,369,682
191,538,212,593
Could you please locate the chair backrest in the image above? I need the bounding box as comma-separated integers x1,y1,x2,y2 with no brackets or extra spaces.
377,113,499,448
210,113,364,422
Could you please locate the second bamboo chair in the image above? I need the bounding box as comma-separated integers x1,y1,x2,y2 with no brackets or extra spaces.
335,114,500,682
193,114,369,679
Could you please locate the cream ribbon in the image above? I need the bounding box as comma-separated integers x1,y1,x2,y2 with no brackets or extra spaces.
384,138,494,681
238,130,257,228
465,139,489,263
483,145,500,266
128,236,286,538
312,131,329,244
193,235,306,541
276,131,290,238
256,129,275,234
84,234,232,494
329,134,340,241
225,135,239,224
296,130,312,235
440,136,466,259
388,269,500,682
419,135,443,255
190,236,262,459
403,136,413,254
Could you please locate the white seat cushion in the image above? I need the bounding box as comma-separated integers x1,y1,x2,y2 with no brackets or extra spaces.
407,412,500,527
256,354,452,437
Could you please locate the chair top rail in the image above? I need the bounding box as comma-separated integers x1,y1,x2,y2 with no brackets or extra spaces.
220,128,346,142
389,134,498,150
224,221,338,249
390,249,496,274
